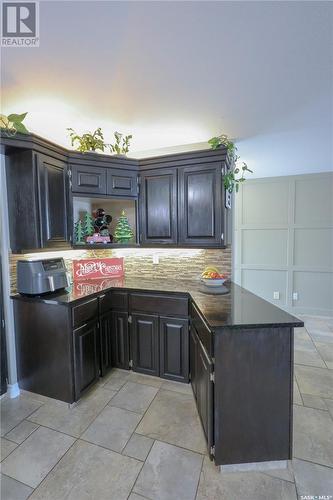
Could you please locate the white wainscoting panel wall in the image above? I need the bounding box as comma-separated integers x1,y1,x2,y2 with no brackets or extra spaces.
234,172,333,316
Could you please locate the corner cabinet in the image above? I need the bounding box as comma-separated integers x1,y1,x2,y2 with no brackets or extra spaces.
139,160,228,248
139,168,178,245
178,163,224,247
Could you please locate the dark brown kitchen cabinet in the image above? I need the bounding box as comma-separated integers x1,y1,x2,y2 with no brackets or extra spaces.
36,154,70,248
159,316,189,382
99,312,112,376
6,150,70,252
73,320,99,399
178,163,224,247
196,334,214,453
190,326,198,399
111,310,130,369
107,169,138,197
191,326,214,454
131,313,159,376
139,168,178,244
71,164,107,195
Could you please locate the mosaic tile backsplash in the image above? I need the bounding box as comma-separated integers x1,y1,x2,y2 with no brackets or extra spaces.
9,247,232,293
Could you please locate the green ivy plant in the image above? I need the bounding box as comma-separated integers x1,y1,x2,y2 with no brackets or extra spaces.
109,131,132,155
0,112,29,136
224,163,253,193
208,133,253,193
67,127,105,152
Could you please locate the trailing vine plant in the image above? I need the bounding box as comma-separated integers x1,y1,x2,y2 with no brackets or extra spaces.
208,133,253,193
0,112,29,136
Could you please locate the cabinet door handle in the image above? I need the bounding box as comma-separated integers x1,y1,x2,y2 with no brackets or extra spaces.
99,294,106,299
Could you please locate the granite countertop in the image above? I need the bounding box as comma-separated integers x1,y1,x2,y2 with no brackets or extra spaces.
11,277,303,330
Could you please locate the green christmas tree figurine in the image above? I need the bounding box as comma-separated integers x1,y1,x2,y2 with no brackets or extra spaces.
83,211,95,237
74,219,85,244
114,210,133,243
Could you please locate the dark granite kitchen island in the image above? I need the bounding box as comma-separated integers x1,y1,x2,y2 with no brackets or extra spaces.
12,279,303,467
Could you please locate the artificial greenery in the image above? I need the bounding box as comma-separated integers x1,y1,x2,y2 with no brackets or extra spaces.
67,127,105,152
110,131,132,155
82,211,95,237
67,127,132,155
208,133,253,193
208,134,237,158
114,210,133,243
0,112,29,136
224,163,253,193
74,219,85,244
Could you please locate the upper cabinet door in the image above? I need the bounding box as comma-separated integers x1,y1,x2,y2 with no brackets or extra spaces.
37,153,70,248
107,169,138,197
71,164,107,194
178,163,223,247
139,168,178,244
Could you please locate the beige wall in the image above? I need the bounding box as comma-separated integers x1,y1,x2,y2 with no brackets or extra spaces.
234,172,333,316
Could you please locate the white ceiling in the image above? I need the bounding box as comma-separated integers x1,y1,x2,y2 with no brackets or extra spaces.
1,1,332,177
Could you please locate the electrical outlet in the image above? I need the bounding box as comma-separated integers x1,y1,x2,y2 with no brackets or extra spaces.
153,254,159,265
273,291,280,300
293,292,298,301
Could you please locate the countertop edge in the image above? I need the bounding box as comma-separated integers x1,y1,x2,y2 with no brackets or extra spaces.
11,281,304,331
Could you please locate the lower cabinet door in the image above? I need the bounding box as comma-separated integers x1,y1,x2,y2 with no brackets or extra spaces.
131,313,159,376
99,312,112,376
159,316,189,382
196,331,214,455
73,321,99,399
111,311,130,369
190,326,198,398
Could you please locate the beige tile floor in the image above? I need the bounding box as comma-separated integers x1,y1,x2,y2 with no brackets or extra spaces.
1,315,333,500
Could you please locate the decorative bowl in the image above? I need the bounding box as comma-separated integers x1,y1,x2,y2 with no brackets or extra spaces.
201,278,227,287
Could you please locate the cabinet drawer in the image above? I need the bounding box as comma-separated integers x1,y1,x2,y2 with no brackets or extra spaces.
130,293,188,317
71,164,107,194
191,302,213,357
72,298,98,327
107,169,138,197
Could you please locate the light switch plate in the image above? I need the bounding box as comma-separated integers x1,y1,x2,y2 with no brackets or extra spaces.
293,292,298,301
273,291,280,300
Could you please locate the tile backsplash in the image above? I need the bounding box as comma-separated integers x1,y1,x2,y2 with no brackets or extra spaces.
9,247,231,293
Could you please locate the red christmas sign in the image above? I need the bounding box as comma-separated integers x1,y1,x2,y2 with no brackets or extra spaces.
73,258,124,281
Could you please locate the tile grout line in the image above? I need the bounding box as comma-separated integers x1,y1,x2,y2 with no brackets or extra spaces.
3,378,126,495
26,437,80,498
292,455,333,470
303,324,332,370
3,421,40,449
194,453,205,500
